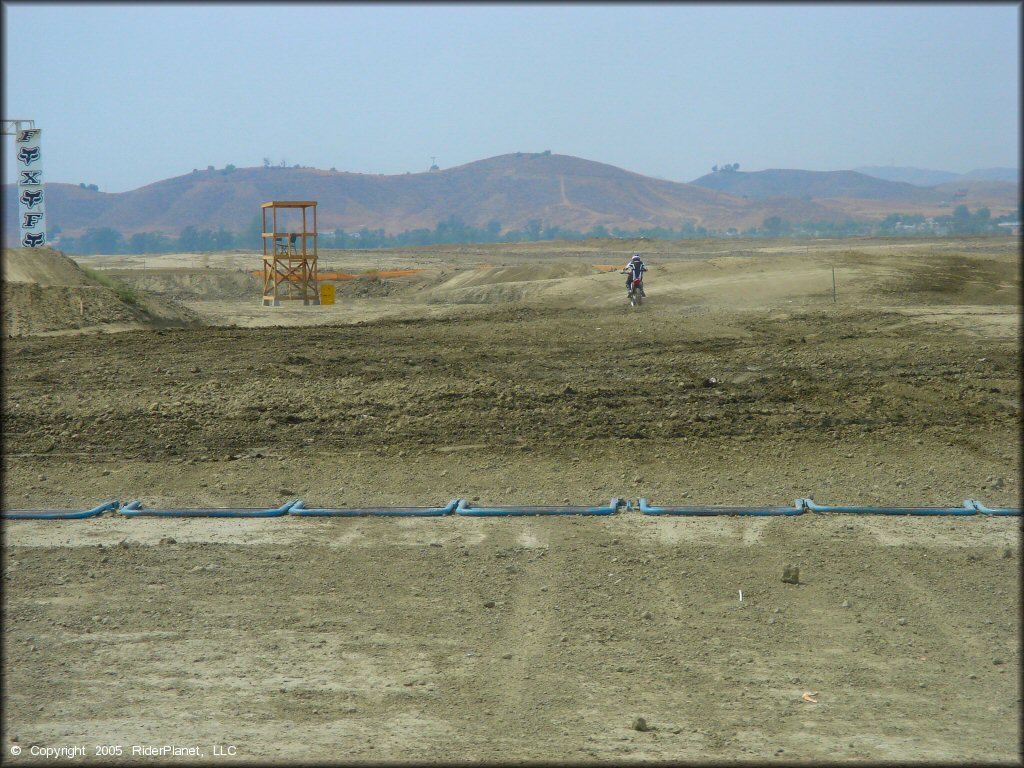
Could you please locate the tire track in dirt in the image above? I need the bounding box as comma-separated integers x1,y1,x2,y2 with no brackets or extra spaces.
456,519,570,756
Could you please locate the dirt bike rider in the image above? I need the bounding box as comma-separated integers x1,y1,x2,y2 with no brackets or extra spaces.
622,253,648,297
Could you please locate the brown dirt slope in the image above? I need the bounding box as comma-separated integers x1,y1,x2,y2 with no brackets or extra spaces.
99,268,261,301
1,248,202,336
2,246,95,285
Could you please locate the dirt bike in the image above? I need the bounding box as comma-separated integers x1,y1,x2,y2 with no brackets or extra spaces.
625,275,645,306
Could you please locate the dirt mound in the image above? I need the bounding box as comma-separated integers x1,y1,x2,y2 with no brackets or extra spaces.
2,248,203,337
2,247,95,286
102,268,262,301
2,282,203,337
856,250,1020,305
420,262,616,305
440,262,598,288
414,255,838,308
329,274,399,299
411,245,1022,311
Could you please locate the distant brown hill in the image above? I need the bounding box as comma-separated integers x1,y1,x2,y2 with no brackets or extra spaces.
3,153,1018,242
690,168,948,203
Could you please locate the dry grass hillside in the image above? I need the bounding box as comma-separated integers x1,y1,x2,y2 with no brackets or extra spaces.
691,168,948,202
10,154,1016,244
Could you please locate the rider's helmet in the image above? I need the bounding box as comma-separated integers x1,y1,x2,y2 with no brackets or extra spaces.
630,253,641,262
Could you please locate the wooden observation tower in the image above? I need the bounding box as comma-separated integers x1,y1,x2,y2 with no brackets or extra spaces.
261,201,319,306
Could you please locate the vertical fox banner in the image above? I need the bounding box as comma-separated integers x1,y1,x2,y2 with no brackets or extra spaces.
16,128,46,248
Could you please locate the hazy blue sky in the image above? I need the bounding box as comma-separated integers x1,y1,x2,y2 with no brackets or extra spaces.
2,2,1019,192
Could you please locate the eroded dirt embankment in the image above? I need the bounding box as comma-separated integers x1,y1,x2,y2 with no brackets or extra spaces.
2,248,202,336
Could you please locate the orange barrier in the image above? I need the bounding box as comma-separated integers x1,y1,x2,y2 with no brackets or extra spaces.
250,269,424,281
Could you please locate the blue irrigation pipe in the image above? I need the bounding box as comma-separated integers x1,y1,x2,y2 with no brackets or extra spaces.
965,498,1022,516
119,500,297,517
638,498,805,516
455,498,624,516
2,500,120,520
800,498,977,516
289,499,460,517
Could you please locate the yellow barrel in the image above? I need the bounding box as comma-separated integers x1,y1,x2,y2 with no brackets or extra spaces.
319,284,335,305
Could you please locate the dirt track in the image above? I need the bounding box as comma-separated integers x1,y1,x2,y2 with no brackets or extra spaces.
2,237,1021,763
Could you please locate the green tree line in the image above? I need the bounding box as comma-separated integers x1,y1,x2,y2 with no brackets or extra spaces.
53,205,1018,255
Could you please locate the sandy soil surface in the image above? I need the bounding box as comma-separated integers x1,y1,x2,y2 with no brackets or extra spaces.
2,237,1021,764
